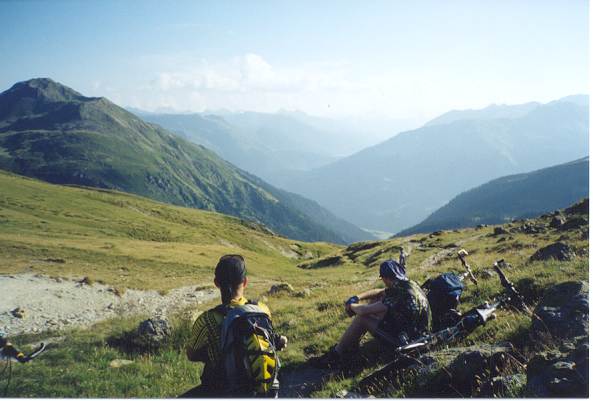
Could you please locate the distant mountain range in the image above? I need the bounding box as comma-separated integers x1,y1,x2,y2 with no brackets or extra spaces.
135,109,421,188
281,95,589,233
424,101,541,126
398,157,589,235
136,111,338,187
0,78,372,244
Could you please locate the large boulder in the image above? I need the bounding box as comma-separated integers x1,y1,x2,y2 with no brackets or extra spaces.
559,217,588,231
565,198,588,216
531,281,588,340
132,317,172,349
514,222,546,235
444,344,514,396
526,339,588,397
529,242,576,262
493,226,510,236
549,215,566,229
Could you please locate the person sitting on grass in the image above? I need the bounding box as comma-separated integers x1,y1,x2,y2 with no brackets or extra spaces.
181,254,288,398
311,259,431,367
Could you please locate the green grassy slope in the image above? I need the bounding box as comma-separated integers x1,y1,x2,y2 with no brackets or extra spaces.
0,78,368,244
0,169,338,290
2,168,588,397
399,157,589,235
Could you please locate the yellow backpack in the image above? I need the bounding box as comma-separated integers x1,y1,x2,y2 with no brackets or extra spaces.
219,302,280,397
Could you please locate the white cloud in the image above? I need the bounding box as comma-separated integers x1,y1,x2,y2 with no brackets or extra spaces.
147,55,382,116
149,54,355,95
126,52,556,119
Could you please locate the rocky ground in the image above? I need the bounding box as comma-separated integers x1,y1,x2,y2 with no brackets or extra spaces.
0,273,217,335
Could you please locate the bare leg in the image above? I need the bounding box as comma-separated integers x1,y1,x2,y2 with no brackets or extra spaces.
335,315,381,354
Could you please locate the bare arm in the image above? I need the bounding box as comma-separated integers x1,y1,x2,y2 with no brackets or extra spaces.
351,301,388,316
356,288,385,301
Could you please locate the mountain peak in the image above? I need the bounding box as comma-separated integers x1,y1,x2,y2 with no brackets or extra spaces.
0,78,105,122
6,78,86,103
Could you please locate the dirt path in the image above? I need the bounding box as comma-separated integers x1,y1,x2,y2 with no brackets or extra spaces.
418,234,483,270
0,273,217,336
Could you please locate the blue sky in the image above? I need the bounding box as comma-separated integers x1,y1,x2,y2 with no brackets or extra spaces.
0,0,588,119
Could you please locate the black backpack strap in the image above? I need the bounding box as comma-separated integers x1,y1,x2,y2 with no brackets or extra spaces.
214,304,231,316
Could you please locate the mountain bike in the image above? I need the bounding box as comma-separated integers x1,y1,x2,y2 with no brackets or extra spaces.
0,333,46,396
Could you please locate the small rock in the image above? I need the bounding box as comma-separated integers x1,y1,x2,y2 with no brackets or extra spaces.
496,259,511,269
493,226,509,236
109,359,134,368
335,389,370,398
268,283,295,295
44,258,66,264
11,307,25,319
549,215,566,229
478,374,526,397
479,269,496,279
294,288,312,298
78,276,94,286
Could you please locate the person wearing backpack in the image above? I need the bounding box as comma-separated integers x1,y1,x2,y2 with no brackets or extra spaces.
181,254,288,398
310,259,431,368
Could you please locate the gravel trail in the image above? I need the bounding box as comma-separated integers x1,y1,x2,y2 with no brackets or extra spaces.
418,234,484,270
0,273,218,335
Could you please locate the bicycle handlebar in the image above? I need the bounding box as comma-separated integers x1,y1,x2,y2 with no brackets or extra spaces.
1,341,46,363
